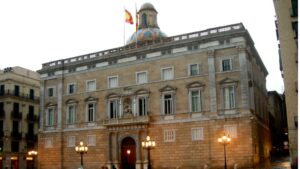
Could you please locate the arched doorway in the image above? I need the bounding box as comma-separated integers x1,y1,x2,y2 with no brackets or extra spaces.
121,137,136,169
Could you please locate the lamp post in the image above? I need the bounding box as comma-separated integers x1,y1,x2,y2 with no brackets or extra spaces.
75,140,88,168
28,150,38,169
141,136,156,169
218,134,231,169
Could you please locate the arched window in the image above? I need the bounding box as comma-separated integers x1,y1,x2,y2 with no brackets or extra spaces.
142,13,147,28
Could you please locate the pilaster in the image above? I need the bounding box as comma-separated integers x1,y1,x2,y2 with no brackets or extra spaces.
207,50,217,112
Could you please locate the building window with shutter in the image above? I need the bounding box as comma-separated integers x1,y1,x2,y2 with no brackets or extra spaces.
67,104,76,124
67,136,76,147
223,86,236,109
188,64,200,76
87,135,96,146
189,90,202,112
224,125,237,138
86,80,96,92
163,94,174,115
86,103,95,122
46,107,55,126
109,99,119,119
68,83,76,94
221,59,232,71
108,76,118,88
48,87,54,97
136,71,148,84
137,96,148,116
161,67,174,80
191,127,204,141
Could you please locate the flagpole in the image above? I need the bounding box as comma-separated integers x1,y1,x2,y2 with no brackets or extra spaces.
123,6,125,46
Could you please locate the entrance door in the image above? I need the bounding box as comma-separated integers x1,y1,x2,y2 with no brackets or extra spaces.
121,137,136,169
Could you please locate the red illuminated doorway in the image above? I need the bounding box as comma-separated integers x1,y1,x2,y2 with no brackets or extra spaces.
121,137,136,169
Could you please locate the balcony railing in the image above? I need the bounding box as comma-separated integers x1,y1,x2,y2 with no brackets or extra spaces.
11,132,22,140
0,90,39,102
103,115,150,126
25,133,37,141
11,111,22,120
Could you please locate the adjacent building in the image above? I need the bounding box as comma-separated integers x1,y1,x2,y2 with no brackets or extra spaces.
0,67,40,169
38,3,271,169
273,0,298,166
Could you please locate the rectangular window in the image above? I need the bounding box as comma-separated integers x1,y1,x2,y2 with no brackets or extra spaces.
136,72,147,84
68,83,76,94
13,103,19,113
86,80,96,92
67,136,76,147
46,107,55,126
190,90,201,112
108,76,118,88
29,89,34,100
222,59,232,71
109,100,119,119
87,135,96,146
28,123,34,134
189,64,199,76
138,97,148,116
67,105,76,124
161,67,174,80
164,94,174,115
87,103,95,122
12,121,19,133
191,127,204,141
164,129,175,142
48,88,54,97
11,141,19,152
0,85,4,96
224,125,237,138
223,86,235,109
14,85,20,96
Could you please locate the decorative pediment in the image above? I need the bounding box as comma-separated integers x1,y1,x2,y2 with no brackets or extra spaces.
186,81,205,88
84,96,98,102
65,99,78,104
106,92,121,99
134,88,150,95
45,101,57,107
159,85,177,92
219,77,238,85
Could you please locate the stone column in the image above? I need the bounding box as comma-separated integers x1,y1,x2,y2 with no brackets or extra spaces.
106,132,112,169
135,132,142,169
237,45,250,109
114,132,120,169
207,50,217,113
57,77,63,129
39,80,45,131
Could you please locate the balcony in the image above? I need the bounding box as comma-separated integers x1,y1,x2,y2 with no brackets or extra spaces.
25,133,37,141
103,115,150,127
26,114,39,122
0,90,39,103
11,111,22,120
11,132,22,140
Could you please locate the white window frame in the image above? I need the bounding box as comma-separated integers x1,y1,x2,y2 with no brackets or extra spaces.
67,136,76,147
47,87,55,97
46,107,55,126
86,80,96,92
108,76,118,88
66,104,76,124
164,129,176,142
86,102,96,122
87,135,96,146
108,99,120,119
136,71,148,84
224,125,237,138
222,85,236,109
191,127,204,141
161,67,174,80
188,64,200,76
67,83,76,94
136,95,148,116
189,89,202,113
221,58,232,72
162,92,175,115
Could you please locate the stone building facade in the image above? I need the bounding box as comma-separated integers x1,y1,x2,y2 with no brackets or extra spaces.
273,0,298,166
38,3,270,169
0,66,40,169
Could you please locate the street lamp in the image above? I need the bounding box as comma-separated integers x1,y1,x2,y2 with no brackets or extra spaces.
141,136,156,169
218,134,231,169
28,150,38,169
75,140,88,168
